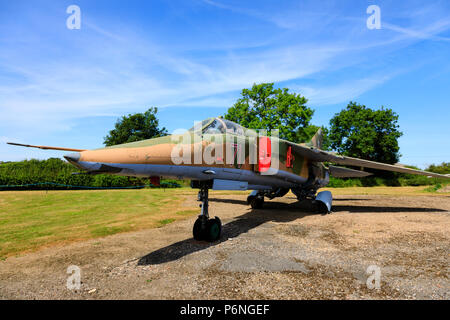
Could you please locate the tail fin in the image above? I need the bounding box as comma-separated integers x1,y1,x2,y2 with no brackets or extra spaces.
310,128,323,149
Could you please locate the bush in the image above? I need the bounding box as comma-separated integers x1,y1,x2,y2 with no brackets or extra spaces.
159,180,181,188
426,162,450,175
0,158,181,190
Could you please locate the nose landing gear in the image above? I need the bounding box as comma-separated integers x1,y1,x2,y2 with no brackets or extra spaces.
193,185,222,242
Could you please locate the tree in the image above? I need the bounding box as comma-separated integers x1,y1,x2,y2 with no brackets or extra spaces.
426,162,450,174
104,107,167,146
224,83,316,143
328,102,403,164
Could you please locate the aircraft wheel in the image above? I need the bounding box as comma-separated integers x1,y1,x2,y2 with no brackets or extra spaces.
193,218,205,241
249,196,264,209
205,217,222,242
315,201,330,214
193,217,222,242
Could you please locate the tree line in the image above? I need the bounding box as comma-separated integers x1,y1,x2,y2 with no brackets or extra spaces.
0,158,180,190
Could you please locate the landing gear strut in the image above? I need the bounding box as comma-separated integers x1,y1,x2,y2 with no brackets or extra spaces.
193,185,222,242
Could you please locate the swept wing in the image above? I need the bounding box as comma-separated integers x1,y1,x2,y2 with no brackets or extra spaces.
286,141,449,179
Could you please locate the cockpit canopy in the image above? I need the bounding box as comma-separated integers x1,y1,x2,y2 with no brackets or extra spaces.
189,117,246,136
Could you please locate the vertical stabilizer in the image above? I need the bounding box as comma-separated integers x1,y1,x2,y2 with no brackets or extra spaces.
310,128,323,149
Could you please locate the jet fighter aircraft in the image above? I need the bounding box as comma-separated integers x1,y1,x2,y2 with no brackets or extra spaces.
8,117,449,242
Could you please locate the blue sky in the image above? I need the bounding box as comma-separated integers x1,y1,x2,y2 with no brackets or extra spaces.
1,0,449,168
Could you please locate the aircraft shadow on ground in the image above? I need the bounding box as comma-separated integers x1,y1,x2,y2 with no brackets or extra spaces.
137,199,446,266
138,200,319,266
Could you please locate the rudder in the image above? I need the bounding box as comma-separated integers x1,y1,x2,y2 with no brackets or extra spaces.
310,128,323,149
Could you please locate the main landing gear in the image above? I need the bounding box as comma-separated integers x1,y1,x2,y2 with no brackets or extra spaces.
193,185,222,242
291,187,333,213
246,188,289,209
247,190,264,209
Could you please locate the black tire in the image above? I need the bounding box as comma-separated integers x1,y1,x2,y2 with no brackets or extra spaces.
193,218,204,241
316,201,330,214
250,197,264,209
205,217,222,242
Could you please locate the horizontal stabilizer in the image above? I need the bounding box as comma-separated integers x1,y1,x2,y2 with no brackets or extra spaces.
7,142,86,152
328,165,372,178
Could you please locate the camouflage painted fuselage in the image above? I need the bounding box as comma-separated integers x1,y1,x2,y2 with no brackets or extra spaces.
66,131,328,191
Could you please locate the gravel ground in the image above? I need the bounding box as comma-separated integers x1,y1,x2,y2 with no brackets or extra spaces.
0,193,449,299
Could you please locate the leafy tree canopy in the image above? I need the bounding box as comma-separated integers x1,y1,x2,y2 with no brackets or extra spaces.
426,162,450,174
224,83,316,143
104,107,167,146
328,101,403,164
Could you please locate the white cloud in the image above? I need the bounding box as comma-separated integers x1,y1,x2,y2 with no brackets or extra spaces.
294,78,386,106
383,20,450,42
291,72,401,106
0,34,347,135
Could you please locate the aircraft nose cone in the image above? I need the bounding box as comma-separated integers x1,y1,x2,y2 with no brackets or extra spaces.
64,152,80,163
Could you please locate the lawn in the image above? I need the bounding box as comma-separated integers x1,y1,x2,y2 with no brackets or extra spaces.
0,188,203,259
0,186,446,259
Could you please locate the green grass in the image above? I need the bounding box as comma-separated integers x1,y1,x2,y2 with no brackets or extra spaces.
157,218,176,227
424,183,443,193
176,209,200,216
0,189,200,259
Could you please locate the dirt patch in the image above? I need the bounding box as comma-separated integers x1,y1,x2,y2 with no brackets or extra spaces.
0,193,449,300
275,224,310,238
438,185,450,193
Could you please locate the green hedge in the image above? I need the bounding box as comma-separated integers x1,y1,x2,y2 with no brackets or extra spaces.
0,158,180,190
